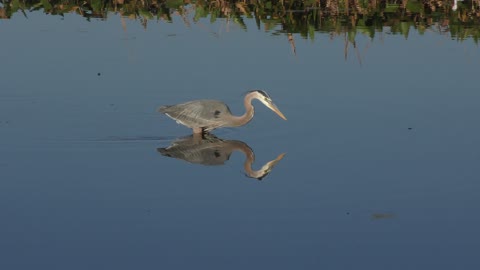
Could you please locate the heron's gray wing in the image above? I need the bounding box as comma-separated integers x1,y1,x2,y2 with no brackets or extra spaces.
160,100,231,128
158,136,233,165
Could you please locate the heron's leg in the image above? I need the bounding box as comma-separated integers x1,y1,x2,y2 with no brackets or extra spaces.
192,127,203,134
192,132,203,144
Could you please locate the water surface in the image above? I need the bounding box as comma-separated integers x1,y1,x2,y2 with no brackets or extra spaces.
1,2,480,269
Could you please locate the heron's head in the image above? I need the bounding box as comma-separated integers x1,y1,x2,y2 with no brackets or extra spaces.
248,90,287,121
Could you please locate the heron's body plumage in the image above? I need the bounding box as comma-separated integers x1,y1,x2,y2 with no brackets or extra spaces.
159,100,233,131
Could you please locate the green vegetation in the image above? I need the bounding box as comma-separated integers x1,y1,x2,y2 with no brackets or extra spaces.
1,0,480,42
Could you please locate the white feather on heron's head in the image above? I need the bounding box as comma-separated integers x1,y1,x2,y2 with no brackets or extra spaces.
244,89,287,121
245,89,271,100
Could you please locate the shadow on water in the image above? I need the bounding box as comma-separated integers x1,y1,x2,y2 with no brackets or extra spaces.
157,133,285,180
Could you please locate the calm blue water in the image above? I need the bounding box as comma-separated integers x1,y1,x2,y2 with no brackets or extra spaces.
1,10,480,270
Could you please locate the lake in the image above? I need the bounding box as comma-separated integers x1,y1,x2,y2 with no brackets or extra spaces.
1,1,480,269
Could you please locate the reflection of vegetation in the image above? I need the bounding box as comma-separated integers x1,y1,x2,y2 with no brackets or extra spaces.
1,0,480,41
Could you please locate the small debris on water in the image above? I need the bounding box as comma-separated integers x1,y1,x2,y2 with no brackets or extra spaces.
97,72,101,76
371,213,395,220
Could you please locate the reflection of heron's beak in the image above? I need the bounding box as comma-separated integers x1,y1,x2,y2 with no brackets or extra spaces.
266,153,286,168
267,102,287,121
248,153,286,180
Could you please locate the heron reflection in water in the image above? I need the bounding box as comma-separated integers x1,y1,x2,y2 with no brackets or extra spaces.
157,133,285,180
158,90,287,134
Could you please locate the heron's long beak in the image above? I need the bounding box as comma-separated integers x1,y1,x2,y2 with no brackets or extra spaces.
267,102,287,121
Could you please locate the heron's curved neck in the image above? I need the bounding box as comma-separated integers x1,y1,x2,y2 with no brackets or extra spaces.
226,141,256,177
229,93,255,127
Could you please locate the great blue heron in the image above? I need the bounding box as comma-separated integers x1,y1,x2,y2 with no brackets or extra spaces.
158,90,287,134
